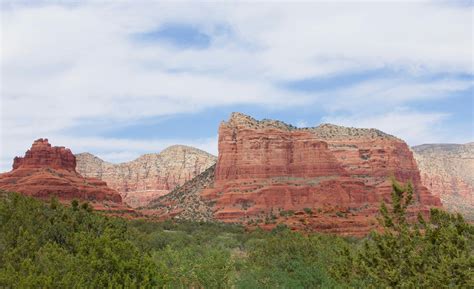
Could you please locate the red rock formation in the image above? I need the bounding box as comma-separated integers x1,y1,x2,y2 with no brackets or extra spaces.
149,113,441,236
0,139,129,211
12,139,77,171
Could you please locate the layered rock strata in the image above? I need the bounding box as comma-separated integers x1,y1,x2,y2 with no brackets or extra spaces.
76,146,216,208
413,143,473,220
144,164,216,221
147,113,441,236
0,139,128,211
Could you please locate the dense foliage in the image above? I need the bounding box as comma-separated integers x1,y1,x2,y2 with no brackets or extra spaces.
0,185,472,288
0,193,157,288
333,180,474,288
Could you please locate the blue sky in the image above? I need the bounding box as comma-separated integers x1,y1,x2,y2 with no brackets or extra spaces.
1,1,473,171
135,23,213,49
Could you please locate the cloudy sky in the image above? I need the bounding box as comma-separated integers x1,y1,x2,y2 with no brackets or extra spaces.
1,0,473,171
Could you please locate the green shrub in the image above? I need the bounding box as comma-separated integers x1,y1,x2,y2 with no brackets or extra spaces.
237,230,346,288
0,193,156,288
279,210,295,217
332,179,474,288
335,211,346,218
2,188,470,289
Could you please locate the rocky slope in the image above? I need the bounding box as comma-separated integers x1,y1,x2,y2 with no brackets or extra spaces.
144,164,216,221
76,146,216,208
0,139,128,211
147,113,441,236
413,143,473,220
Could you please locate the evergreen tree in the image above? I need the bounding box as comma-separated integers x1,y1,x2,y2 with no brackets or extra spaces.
334,179,474,288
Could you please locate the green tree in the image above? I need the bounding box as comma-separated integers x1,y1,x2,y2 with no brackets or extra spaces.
0,193,157,288
334,179,474,288
238,228,344,288
71,199,79,210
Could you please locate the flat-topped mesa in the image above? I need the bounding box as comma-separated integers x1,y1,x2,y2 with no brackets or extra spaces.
225,112,299,131
0,139,128,211
217,113,419,186
225,112,398,140
311,123,398,140
216,117,346,182
154,112,441,236
13,138,76,171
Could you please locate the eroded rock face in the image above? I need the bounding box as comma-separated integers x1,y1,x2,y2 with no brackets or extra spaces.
148,113,441,236
0,139,128,211
145,165,217,221
13,139,76,171
76,146,216,208
413,143,474,220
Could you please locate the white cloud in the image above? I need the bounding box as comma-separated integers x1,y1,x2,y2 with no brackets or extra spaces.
320,77,473,113
1,1,472,172
0,134,218,171
323,109,450,145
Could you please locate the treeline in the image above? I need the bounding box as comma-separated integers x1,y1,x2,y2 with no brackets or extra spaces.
0,181,472,288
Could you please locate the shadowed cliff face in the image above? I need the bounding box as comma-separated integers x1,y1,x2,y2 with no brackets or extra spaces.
147,113,441,236
0,139,128,211
413,143,474,220
76,146,216,208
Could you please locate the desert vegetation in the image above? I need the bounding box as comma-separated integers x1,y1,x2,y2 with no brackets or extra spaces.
0,181,472,288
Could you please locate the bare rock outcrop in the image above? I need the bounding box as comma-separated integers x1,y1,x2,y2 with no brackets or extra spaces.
0,139,128,211
147,113,441,236
13,138,76,171
145,164,216,221
413,143,474,220
76,146,216,208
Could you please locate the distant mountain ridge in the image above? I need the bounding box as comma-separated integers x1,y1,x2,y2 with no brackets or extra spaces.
76,145,216,208
413,142,474,220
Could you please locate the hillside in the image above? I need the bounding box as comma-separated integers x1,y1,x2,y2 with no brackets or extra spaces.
413,143,474,220
76,145,216,208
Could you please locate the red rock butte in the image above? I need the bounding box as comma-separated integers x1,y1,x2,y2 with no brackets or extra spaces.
0,138,128,211
149,113,442,236
13,139,77,171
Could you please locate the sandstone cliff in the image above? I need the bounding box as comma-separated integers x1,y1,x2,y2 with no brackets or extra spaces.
76,145,216,208
147,113,441,236
0,139,128,211
413,143,473,220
